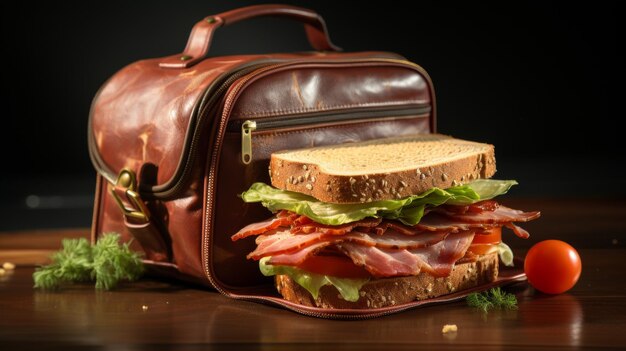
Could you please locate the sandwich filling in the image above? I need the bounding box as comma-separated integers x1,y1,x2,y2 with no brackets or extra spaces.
231,180,539,302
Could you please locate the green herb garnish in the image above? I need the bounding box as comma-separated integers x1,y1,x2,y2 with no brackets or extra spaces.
33,233,144,290
467,287,518,312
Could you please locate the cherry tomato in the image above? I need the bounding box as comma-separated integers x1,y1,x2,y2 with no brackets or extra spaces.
524,240,582,294
296,255,371,279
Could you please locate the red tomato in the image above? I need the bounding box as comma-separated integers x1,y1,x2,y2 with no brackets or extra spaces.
467,227,502,255
471,227,502,245
524,240,582,294
296,255,371,279
467,244,499,255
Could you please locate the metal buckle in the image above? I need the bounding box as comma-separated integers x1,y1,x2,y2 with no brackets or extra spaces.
110,168,150,222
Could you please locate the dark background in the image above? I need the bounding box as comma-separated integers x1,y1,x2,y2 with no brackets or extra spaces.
0,1,622,230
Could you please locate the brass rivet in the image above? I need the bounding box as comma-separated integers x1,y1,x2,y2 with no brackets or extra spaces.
180,55,192,61
206,17,216,24
118,172,132,187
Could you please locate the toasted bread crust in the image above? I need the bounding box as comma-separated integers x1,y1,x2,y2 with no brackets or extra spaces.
269,134,496,204
275,253,499,309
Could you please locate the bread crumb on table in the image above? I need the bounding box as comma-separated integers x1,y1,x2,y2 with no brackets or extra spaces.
3,262,15,270
442,324,458,333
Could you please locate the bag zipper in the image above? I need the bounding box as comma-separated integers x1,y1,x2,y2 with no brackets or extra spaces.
203,58,437,319
234,105,431,164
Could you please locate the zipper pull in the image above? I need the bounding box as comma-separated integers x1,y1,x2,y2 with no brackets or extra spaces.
241,120,257,164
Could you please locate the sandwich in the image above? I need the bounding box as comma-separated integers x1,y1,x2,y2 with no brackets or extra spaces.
231,134,540,309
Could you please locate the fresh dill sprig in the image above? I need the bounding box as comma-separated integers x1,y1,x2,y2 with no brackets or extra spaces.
91,233,145,289
467,287,518,312
32,237,93,289
33,233,144,290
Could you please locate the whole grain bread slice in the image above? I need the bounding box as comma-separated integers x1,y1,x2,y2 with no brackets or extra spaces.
275,252,498,309
269,133,496,203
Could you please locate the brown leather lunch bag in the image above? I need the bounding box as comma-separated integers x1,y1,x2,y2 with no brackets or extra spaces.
89,4,437,318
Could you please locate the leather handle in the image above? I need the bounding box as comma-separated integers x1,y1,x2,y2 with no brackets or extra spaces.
159,4,340,69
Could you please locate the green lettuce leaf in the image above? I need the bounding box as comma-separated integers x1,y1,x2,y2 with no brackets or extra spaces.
447,179,518,205
241,179,517,226
497,242,514,267
259,257,368,302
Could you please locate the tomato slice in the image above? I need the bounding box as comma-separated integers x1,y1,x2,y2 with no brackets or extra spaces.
471,227,502,245
468,227,502,255
467,243,499,255
296,255,371,279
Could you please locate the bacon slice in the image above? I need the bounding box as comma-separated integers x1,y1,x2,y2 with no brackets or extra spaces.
338,231,474,278
338,243,421,277
416,206,539,236
231,217,288,241
231,211,307,241
268,241,336,266
504,222,530,239
433,205,540,224
415,214,478,232
345,230,449,250
291,217,382,235
248,228,450,260
248,230,327,260
373,221,431,235
431,231,477,275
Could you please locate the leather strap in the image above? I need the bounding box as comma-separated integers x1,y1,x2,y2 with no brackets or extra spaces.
124,217,171,262
111,184,170,262
159,4,340,69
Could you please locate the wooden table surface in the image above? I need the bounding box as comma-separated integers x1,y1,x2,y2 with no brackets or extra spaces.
1,198,625,350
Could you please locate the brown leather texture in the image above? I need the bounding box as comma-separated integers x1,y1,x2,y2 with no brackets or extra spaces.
159,4,340,69
229,64,430,120
89,5,437,318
